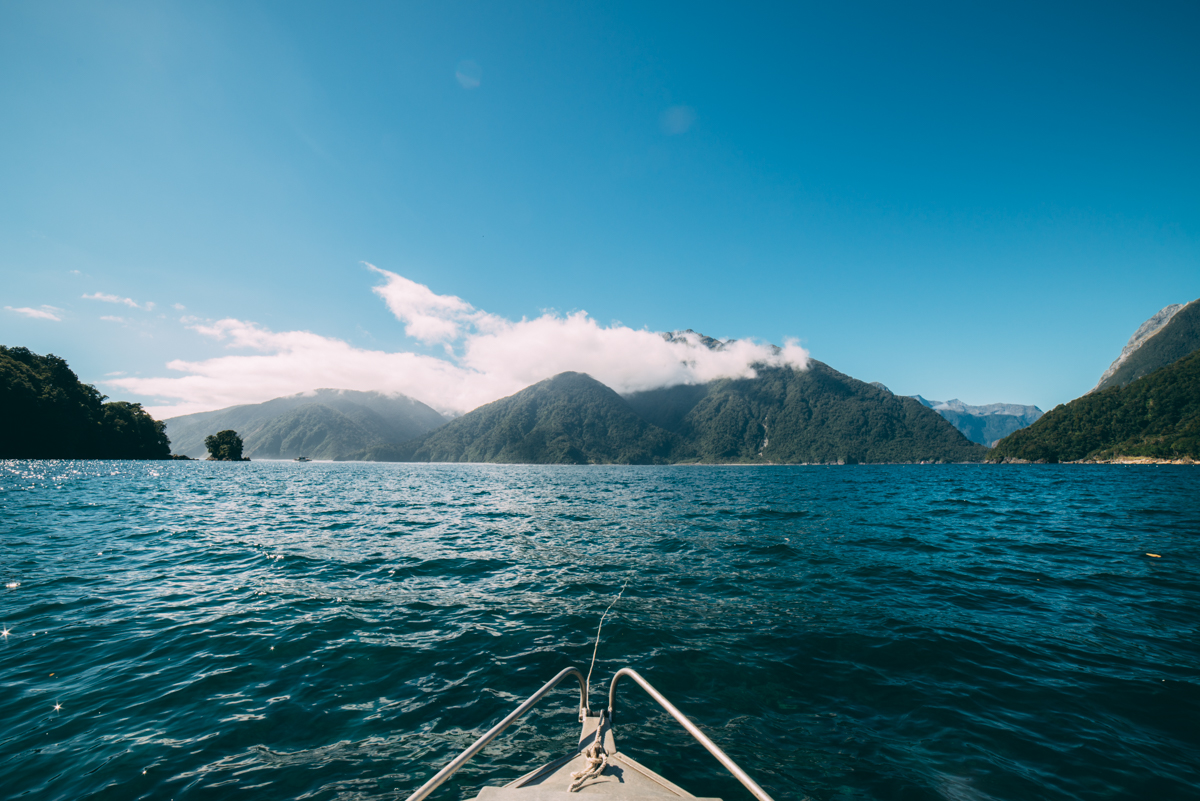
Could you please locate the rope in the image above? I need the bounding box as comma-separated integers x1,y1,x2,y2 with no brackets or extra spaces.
568,743,608,792
584,578,629,700
568,578,629,792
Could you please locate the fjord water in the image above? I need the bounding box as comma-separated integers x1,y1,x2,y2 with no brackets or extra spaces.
1,463,1197,801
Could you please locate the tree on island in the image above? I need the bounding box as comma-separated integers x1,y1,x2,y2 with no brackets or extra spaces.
204,430,248,461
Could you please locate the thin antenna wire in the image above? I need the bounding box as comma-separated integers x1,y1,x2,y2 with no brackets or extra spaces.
585,578,629,705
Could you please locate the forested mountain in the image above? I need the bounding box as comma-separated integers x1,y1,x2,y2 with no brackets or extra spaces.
164,389,448,459
1,346,171,459
909,396,1043,446
1093,299,1200,392
364,364,987,464
990,349,1200,462
626,362,987,463
365,372,689,464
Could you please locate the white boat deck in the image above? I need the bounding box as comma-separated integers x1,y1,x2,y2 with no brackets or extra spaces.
470,714,721,801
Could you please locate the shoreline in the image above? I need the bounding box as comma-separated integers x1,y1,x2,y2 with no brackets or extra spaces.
991,456,1196,465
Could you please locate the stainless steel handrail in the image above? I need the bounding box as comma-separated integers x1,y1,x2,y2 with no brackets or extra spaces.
407,666,589,801
608,668,776,801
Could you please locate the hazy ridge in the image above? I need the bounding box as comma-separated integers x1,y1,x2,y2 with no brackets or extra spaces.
164,389,448,460
908,395,1043,447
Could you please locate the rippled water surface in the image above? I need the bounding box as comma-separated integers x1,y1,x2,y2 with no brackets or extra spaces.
1,461,1198,801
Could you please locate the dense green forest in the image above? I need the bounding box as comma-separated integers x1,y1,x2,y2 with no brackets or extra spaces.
990,349,1200,462
363,365,987,465
1,346,171,459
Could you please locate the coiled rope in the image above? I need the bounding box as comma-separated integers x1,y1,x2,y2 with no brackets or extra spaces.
568,742,608,791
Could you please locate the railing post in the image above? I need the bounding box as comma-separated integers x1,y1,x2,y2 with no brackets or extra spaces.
607,668,776,801
407,667,588,801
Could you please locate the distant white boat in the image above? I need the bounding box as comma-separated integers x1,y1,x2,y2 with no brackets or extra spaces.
408,667,774,801
294,456,312,462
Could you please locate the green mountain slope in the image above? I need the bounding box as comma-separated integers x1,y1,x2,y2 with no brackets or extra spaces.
1,346,170,459
164,389,448,459
366,372,689,464
990,349,1200,462
243,405,382,460
626,362,987,463
1094,299,1200,392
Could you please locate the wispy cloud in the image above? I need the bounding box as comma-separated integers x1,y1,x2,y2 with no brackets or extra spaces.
660,105,696,135
112,267,809,418
83,292,154,311
5,305,63,321
100,315,128,323
455,60,482,89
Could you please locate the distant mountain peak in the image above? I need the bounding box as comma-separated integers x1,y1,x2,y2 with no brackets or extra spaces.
661,329,730,351
904,395,1043,447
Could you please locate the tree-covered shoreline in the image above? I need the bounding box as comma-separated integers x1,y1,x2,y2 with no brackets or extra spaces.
1,346,173,459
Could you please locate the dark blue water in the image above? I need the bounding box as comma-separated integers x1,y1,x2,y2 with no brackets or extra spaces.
1,462,1197,801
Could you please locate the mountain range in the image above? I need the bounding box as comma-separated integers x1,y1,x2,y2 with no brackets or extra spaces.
908,396,1043,447
157,327,1072,464
361,362,988,464
164,389,448,460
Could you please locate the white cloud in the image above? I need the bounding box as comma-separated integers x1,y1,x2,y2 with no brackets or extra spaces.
111,267,809,418
83,292,152,310
367,264,488,343
5,305,63,321
172,303,186,310
100,315,128,323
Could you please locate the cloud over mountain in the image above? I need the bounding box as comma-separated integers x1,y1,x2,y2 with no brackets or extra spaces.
112,266,809,418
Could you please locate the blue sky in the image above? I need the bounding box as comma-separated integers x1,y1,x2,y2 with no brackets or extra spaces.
2,1,1197,416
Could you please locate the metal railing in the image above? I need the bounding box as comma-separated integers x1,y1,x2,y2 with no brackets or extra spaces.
406,666,588,801
608,668,776,801
406,666,777,801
